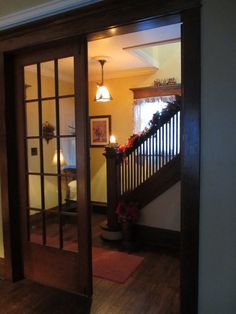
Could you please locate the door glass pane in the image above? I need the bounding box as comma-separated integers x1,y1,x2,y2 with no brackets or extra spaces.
60,137,76,169
42,99,56,137
41,61,55,98
28,175,41,209
24,64,38,100
43,138,57,174
24,56,79,254
29,210,43,244
62,214,78,252
26,102,39,137
27,139,40,173
45,209,59,248
58,57,74,96
59,97,75,136
62,170,77,210
44,176,58,210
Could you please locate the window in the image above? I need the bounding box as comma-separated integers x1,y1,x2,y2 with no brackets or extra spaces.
133,95,176,133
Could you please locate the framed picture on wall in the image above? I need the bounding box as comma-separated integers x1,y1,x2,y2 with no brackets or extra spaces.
89,115,111,147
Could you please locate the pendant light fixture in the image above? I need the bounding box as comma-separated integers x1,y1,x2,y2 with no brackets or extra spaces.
95,58,112,102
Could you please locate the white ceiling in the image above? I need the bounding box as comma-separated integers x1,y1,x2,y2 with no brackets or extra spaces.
25,23,181,82
88,23,181,81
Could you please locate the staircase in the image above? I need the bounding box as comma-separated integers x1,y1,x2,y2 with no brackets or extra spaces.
103,100,181,235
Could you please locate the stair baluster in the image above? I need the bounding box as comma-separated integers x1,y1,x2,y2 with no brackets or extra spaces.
104,104,181,230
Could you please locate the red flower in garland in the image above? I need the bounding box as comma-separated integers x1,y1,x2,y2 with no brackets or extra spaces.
118,134,140,154
118,144,126,153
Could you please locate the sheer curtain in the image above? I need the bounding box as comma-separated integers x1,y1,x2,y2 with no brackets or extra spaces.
133,95,175,133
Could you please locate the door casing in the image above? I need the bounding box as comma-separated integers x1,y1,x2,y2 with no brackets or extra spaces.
0,1,200,313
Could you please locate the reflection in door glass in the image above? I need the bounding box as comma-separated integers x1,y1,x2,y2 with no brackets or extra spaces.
43,138,57,174
42,99,57,136
27,139,40,173
29,210,43,245
44,176,59,210
26,102,39,137
62,214,78,252
45,210,60,249
58,57,74,96
24,65,38,100
28,175,42,209
59,97,75,136
41,61,55,98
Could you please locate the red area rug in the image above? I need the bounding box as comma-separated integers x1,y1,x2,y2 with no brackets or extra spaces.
30,234,144,283
92,247,144,283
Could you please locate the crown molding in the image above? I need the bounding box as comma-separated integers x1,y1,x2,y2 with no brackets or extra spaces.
0,0,101,31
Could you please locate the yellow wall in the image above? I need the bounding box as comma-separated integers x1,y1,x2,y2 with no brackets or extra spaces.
89,60,181,202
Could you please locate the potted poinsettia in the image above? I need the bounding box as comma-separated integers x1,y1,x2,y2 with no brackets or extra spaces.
115,200,139,222
115,200,139,250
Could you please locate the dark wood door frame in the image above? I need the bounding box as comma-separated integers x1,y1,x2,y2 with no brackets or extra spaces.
0,1,200,313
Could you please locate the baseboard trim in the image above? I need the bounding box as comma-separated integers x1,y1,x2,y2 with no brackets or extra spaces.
134,224,180,249
0,258,5,279
91,202,107,214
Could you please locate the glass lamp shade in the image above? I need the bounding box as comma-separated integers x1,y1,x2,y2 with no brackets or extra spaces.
95,85,112,102
52,149,67,166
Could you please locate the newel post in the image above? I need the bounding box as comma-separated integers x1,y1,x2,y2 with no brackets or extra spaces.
101,147,122,241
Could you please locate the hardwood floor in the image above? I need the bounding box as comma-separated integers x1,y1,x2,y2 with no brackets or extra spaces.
0,213,180,314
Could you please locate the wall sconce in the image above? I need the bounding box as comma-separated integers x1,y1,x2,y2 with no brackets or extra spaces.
95,59,112,102
52,149,67,167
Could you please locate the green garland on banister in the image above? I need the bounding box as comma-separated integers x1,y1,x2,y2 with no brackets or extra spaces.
116,97,181,157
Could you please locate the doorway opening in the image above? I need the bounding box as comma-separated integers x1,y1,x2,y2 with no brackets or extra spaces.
0,3,200,313
87,22,182,311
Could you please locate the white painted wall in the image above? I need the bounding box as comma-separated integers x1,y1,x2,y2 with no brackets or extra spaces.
138,182,180,231
199,0,236,313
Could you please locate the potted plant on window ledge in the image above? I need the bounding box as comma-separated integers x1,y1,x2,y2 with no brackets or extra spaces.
115,200,139,251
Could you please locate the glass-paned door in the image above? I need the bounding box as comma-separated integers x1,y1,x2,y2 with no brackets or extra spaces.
15,42,91,295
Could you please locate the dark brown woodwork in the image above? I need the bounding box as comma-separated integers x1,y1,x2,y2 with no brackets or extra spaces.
103,148,121,230
0,257,5,278
180,8,200,314
75,38,92,296
0,0,199,52
24,245,81,294
130,84,181,99
0,53,12,280
13,41,92,296
0,52,23,281
0,212,180,313
0,1,201,313
134,225,180,249
124,155,181,208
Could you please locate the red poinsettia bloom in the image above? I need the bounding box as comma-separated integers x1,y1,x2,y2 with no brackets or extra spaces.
115,200,139,222
118,144,126,153
126,134,139,148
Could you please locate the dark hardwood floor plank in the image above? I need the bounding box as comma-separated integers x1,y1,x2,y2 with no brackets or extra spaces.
0,213,180,314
